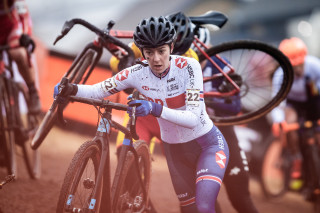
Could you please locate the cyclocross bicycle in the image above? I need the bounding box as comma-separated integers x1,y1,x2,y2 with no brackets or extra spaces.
0,45,41,179
259,119,320,213
52,78,153,213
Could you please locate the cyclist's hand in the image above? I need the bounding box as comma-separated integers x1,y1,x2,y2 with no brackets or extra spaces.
127,100,162,117
272,121,287,137
19,34,36,53
53,82,78,100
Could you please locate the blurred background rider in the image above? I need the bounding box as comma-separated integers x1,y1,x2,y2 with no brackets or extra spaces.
0,0,41,114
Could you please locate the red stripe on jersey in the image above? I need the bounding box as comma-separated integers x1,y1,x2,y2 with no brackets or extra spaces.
196,175,222,185
166,93,185,109
180,197,196,207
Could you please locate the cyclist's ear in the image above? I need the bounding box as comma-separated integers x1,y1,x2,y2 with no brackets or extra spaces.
170,43,174,53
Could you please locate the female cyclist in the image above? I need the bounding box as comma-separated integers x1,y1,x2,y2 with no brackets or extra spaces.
55,16,229,213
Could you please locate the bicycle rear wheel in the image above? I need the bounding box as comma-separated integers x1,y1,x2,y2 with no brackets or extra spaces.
56,140,107,213
259,135,291,198
112,140,152,213
0,78,17,177
199,40,293,125
31,50,95,150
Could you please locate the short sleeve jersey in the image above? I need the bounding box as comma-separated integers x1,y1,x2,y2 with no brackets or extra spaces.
76,55,214,143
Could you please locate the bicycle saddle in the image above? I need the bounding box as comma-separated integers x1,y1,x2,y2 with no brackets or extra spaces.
189,10,228,29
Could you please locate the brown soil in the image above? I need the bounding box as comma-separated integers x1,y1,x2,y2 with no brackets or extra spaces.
0,127,314,213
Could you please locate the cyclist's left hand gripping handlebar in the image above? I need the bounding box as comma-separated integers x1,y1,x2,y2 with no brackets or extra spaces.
56,77,69,126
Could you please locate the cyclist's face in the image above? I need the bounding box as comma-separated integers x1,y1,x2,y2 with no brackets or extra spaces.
143,44,172,74
293,63,304,78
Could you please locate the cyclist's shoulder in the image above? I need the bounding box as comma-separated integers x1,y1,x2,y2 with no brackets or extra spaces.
305,55,320,65
171,54,199,65
304,55,320,75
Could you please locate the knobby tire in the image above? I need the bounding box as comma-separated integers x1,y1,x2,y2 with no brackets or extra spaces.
56,140,108,213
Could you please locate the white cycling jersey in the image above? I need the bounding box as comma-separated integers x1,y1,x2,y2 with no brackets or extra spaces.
271,55,320,122
76,55,214,143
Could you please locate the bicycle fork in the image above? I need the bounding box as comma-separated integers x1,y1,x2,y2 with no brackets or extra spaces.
65,116,112,213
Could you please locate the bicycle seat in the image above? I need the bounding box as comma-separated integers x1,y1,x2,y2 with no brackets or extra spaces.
189,10,228,30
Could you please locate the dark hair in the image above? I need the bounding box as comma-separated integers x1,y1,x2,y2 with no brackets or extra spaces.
166,12,194,55
133,16,176,49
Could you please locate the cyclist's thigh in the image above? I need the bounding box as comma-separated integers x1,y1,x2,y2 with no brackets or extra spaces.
162,141,200,213
195,127,229,212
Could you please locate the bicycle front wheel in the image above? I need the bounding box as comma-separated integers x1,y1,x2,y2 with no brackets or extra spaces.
112,140,152,213
199,40,294,125
56,140,106,213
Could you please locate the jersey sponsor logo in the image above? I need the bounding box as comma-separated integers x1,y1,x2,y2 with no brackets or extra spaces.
141,94,164,105
196,168,208,175
177,192,188,199
216,150,226,169
131,65,142,72
166,93,185,109
175,57,187,69
167,77,175,83
142,86,149,91
167,83,179,92
186,64,194,78
115,69,129,81
217,135,225,150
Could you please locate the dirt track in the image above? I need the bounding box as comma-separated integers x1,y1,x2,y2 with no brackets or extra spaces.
0,126,315,213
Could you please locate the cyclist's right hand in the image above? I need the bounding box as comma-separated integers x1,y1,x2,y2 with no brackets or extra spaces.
272,121,287,137
53,82,78,99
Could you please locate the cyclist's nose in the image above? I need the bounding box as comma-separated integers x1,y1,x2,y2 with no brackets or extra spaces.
153,52,161,62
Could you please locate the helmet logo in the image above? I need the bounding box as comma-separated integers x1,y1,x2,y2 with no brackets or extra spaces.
175,58,187,69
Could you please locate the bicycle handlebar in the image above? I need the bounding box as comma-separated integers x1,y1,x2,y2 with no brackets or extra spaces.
56,77,140,140
68,95,128,111
53,18,135,66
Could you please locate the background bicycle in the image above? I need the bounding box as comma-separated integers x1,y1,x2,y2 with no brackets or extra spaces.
0,45,41,180
258,118,320,213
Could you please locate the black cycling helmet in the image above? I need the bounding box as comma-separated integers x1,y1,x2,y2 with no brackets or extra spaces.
166,12,194,55
133,16,176,49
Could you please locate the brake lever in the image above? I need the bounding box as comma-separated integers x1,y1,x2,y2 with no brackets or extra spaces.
55,77,70,126
53,20,75,45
